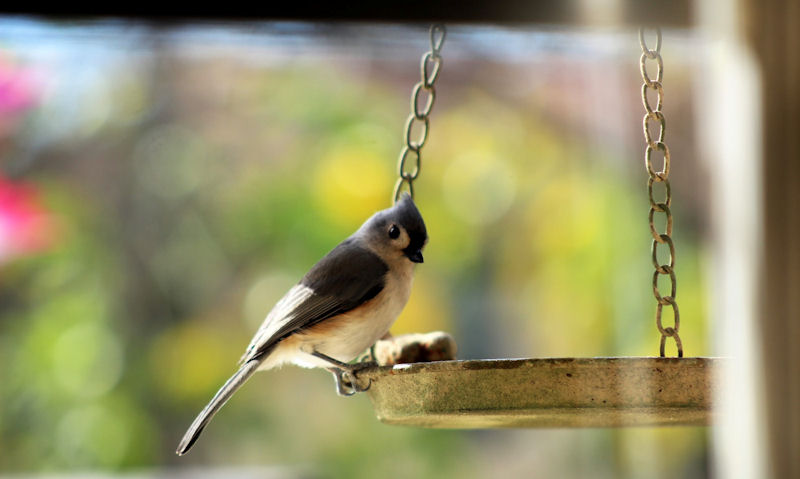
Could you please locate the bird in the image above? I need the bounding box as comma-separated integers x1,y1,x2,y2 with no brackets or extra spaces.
176,194,428,455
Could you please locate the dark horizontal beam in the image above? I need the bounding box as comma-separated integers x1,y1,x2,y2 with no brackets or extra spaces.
2,1,692,27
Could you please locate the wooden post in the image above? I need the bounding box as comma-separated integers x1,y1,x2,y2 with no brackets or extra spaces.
746,0,800,477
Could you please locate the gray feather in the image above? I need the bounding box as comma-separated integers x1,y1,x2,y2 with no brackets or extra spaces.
176,358,262,455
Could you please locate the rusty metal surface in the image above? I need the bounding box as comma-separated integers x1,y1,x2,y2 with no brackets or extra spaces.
360,357,717,428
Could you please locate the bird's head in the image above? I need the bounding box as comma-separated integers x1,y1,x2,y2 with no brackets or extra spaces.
358,194,428,264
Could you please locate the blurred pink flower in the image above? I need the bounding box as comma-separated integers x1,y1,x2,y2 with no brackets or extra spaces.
0,175,57,262
0,50,39,142
0,52,38,114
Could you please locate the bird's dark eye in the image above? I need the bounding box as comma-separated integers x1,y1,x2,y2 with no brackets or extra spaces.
388,225,400,239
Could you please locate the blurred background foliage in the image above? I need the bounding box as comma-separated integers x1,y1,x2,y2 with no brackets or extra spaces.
0,19,710,478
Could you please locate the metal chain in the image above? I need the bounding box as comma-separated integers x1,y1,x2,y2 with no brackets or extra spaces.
639,27,683,358
393,24,446,203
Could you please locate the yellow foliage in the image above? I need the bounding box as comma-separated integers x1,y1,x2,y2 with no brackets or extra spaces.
312,145,393,228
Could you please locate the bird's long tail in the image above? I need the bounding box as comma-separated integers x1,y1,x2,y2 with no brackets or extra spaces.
176,358,262,455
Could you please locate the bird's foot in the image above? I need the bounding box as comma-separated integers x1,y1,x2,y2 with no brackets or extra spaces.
329,368,357,396
328,366,373,396
340,359,377,394
313,350,377,396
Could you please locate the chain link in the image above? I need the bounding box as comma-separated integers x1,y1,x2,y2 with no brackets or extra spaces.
640,27,683,358
394,24,446,203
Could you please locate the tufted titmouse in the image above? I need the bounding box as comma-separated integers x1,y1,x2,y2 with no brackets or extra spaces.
176,194,427,455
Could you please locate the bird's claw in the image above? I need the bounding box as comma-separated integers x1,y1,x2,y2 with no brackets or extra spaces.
341,370,372,395
331,368,357,396
330,361,376,396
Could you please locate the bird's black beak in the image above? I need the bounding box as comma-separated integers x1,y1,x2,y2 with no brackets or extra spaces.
405,249,424,263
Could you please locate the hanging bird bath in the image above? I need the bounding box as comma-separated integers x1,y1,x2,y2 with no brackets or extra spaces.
357,357,716,428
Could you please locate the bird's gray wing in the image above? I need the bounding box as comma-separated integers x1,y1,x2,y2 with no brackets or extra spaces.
178,239,389,456
242,239,388,363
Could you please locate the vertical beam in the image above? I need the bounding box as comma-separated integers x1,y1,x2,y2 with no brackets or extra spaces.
698,1,767,478
745,0,800,477
707,0,800,477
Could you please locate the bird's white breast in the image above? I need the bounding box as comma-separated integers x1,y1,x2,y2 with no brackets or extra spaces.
263,260,416,370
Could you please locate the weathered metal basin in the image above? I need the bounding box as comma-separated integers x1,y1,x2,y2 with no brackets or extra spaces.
359,357,717,428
